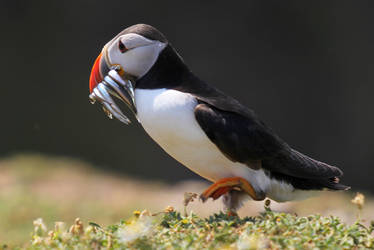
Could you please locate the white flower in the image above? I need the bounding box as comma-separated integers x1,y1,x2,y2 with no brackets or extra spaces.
117,214,154,243
33,218,47,236
237,233,267,250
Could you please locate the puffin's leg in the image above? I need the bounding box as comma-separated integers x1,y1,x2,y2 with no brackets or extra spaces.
200,177,265,202
223,190,244,216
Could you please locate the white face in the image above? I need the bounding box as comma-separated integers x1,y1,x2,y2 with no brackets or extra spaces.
104,33,166,78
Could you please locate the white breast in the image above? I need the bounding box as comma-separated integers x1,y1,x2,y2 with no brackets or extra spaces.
134,88,313,202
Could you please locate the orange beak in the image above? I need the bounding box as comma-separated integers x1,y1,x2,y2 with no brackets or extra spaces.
89,53,104,93
88,51,137,123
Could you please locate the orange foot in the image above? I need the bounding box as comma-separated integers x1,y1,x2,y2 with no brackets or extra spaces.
200,177,264,202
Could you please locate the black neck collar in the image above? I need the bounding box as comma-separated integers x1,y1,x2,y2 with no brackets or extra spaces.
135,45,192,90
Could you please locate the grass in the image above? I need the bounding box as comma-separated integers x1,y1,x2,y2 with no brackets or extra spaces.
0,154,373,249
20,206,374,249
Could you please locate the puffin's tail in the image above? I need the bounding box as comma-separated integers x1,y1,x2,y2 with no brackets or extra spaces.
264,149,351,191
289,149,350,191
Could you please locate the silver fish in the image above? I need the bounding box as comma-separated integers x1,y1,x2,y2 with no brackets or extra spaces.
89,69,137,125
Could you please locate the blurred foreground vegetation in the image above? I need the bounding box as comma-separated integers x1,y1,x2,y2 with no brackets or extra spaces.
0,154,373,248
25,208,374,249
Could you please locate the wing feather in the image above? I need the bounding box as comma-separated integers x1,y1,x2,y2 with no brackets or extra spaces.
194,102,343,179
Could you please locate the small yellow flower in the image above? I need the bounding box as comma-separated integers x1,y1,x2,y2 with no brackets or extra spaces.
181,219,189,224
351,192,365,210
133,210,141,217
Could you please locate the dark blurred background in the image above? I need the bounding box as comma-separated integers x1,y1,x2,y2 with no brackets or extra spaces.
0,0,373,191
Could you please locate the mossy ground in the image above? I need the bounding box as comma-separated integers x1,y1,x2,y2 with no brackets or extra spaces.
17,205,374,250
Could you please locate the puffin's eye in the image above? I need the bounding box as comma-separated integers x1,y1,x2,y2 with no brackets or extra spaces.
118,40,128,53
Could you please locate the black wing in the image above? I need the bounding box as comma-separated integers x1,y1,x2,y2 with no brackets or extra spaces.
194,102,344,180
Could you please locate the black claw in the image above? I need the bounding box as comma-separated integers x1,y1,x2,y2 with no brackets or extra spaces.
199,194,208,203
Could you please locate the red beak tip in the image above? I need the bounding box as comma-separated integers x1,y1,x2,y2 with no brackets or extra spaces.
89,53,103,92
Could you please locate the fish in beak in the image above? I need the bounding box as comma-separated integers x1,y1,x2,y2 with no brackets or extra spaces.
88,51,137,124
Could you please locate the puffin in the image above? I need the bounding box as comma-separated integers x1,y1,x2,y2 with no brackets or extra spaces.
88,24,349,215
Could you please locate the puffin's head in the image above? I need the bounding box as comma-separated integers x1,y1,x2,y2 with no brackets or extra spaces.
89,24,168,92
89,24,168,124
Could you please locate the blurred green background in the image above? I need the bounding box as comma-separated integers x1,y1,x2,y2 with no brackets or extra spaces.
0,0,373,247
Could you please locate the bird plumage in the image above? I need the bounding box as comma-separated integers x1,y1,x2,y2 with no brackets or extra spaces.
90,24,349,212
134,30,348,193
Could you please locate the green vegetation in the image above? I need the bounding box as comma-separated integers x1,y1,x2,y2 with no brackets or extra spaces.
22,207,374,249
1,155,373,249
0,155,145,246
